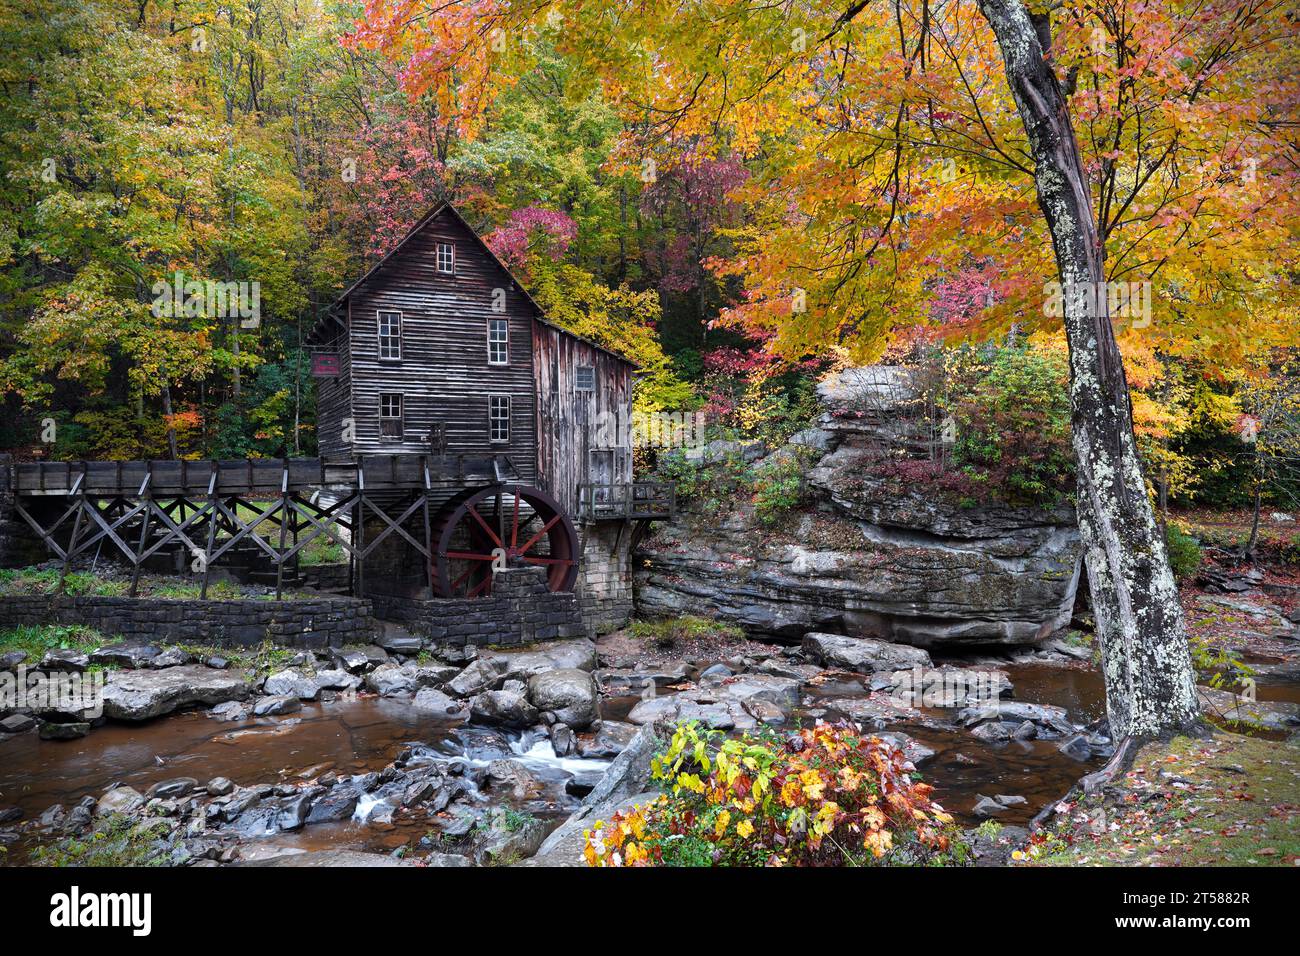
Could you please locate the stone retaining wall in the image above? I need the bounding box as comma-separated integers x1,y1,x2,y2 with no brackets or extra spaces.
0,594,375,649
371,566,588,647
575,522,634,636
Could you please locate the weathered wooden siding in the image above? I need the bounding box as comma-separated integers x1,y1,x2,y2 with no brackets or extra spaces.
315,321,352,460
533,323,633,516
342,211,537,482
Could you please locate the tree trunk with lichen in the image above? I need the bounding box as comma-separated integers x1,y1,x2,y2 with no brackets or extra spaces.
976,0,1199,739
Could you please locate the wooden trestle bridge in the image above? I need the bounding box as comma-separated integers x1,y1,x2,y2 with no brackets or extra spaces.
6,456,674,602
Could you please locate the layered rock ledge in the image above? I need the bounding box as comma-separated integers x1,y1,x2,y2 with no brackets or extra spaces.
635,366,1082,647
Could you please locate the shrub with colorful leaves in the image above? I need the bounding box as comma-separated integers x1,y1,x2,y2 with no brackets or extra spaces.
583,721,970,867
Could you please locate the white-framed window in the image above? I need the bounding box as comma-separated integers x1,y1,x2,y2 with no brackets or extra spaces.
379,393,403,439
377,310,402,361
487,317,509,365
436,241,455,274
575,365,595,392
489,394,509,443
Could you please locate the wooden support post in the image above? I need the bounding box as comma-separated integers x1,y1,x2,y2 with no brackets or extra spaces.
421,457,435,597
129,467,153,597
354,470,366,598
200,465,218,599
275,459,290,600
56,470,86,594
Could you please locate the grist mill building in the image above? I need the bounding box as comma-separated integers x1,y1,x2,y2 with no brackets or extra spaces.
306,202,672,634
0,202,672,645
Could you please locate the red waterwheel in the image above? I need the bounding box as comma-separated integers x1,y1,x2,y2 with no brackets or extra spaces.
431,484,579,598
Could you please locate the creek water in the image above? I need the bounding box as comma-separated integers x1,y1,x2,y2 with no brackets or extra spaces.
2,659,1294,859
0,697,603,861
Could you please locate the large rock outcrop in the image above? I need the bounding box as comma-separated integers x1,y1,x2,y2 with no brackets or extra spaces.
635,366,1082,647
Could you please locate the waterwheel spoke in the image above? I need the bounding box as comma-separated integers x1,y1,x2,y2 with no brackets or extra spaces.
435,483,577,598
510,489,521,548
465,504,503,548
445,550,496,562
517,513,562,555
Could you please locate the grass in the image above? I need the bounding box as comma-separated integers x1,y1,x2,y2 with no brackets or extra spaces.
627,615,745,650
0,623,106,663
0,567,128,597
30,815,173,867
0,625,295,676
1019,731,1300,866
0,565,315,601
169,638,298,675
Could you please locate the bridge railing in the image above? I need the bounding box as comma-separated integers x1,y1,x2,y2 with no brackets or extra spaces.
577,482,676,521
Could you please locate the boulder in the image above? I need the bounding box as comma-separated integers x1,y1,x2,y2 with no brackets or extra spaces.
802,633,931,672
253,695,302,717
521,791,659,867
374,628,423,655
90,644,161,669
147,777,198,799
263,668,321,700
1198,687,1300,731
469,690,538,728
305,788,359,824
485,760,540,799
148,648,193,669
635,380,1082,648
39,721,90,740
1,713,37,734
209,701,249,722
206,777,235,797
40,648,89,672
576,720,638,759
330,649,372,674
0,650,27,672
523,727,664,866
484,639,597,682
475,814,547,865
448,658,506,697
314,669,361,691
95,786,144,816
411,686,469,722
365,664,418,697
277,792,314,831
527,669,598,729
102,665,250,721
957,700,1073,735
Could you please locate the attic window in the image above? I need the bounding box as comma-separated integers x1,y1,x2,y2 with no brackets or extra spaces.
575,365,596,392
487,318,509,365
436,242,455,274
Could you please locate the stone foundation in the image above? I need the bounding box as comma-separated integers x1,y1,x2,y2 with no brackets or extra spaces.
575,521,634,635
371,566,588,647
0,594,374,649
